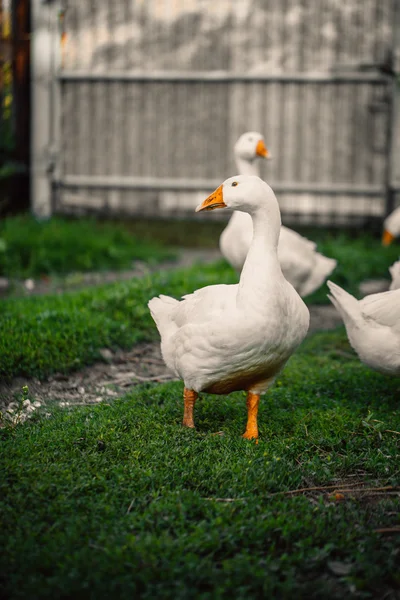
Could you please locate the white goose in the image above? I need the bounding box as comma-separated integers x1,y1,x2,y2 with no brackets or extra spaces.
389,259,400,291
327,280,400,376
220,131,337,297
381,207,400,290
382,205,400,246
149,175,310,439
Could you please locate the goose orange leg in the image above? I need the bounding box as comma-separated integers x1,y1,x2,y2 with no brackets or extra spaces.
242,391,260,440
183,388,198,428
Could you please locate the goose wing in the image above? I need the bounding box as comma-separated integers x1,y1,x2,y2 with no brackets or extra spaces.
172,284,238,328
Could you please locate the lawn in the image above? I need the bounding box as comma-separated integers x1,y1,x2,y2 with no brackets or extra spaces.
0,215,397,298
0,227,398,380
0,215,176,278
1,330,399,599
0,260,235,380
1,218,399,598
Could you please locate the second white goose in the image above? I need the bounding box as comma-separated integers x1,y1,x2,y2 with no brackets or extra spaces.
219,131,337,297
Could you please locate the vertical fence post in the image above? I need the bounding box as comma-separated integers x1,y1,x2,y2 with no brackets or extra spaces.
30,0,60,219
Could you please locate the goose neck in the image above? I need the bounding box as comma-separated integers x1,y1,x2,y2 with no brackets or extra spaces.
238,205,283,299
235,155,259,177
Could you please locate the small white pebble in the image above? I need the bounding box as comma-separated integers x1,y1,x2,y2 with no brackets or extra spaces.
26,405,36,412
7,402,17,410
23,399,31,407
33,401,42,408
78,387,85,395
25,279,35,291
95,396,103,402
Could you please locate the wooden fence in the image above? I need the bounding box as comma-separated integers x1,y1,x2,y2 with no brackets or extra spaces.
31,0,400,225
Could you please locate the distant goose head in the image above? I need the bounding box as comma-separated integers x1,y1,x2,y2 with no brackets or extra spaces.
234,131,270,162
383,205,400,245
196,175,279,218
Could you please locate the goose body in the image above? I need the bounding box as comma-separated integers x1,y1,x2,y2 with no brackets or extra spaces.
220,132,337,297
149,175,310,438
327,280,400,376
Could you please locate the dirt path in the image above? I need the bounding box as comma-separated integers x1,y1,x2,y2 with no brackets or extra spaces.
1,249,222,297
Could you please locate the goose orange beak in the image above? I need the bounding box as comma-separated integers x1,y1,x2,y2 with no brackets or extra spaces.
256,139,270,159
382,229,395,246
195,184,226,212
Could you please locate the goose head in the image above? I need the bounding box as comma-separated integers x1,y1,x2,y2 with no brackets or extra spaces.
196,175,279,218
234,131,270,162
382,205,400,245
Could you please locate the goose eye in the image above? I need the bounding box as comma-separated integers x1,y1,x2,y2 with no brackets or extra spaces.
231,181,238,187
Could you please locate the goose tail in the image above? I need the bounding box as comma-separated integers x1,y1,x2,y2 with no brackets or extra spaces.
148,294,179,338
300,254,337,297
326,280,359,324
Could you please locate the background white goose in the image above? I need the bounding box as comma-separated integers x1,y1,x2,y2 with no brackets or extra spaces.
389,259,400,290
327,280,400,376
382,205,400,246
149,175,310,439
219,131,337,297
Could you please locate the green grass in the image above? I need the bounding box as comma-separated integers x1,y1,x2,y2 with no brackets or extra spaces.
105,221,400,300
1,215,398,296
0,215,176,278
1,331,399,599
0,260,236,380
1,227,399,381
305,232,400,304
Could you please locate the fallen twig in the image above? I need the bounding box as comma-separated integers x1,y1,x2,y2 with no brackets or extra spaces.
374,527,400,534
139,357,166,365
333,350,357,359
89,543,109,552
114,372,176,385
203,497,244,503
271,484,398,496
